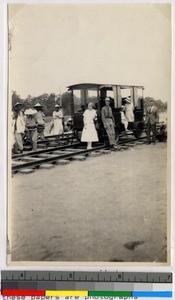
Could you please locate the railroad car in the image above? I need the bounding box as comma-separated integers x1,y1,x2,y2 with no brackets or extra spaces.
67,83,145,142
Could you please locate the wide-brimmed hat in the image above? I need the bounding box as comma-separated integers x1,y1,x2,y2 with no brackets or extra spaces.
24,108,37,115
125,97,131,104
105,97,111,102
34,103,42,108
55,104,60,108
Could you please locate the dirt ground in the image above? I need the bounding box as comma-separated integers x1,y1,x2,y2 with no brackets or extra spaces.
10,142,167,263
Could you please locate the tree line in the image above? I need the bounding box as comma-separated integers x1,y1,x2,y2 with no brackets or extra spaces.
12,91,167,116
12,91,73,116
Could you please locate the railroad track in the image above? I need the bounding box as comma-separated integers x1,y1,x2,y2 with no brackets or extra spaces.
23,132,76,150
12,135,148,174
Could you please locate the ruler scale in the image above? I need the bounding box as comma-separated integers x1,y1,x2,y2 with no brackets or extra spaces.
1,271,173,298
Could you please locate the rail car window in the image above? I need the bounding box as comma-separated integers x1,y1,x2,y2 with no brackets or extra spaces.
121,88,131,99
106,90,114,98
121,88,132,107
86,89,98,110
73,90,85,113
136,88,144,109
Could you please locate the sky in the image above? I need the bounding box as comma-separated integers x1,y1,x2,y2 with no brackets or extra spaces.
8,3,171,102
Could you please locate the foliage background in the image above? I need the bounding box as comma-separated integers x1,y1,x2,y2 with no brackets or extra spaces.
12,91,167,117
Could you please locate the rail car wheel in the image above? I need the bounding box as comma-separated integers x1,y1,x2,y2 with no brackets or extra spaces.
133,122,144,138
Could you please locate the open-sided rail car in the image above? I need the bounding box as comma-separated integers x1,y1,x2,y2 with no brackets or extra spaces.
67,83,145,142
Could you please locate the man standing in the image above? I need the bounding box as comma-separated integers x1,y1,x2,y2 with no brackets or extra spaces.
146,100,159,144
24,108,38,151
101,97,116,149
34,103,45,140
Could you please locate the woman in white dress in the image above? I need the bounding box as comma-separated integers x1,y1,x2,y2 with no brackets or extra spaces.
81,102,99,149
50,104,64,136
125,98,134,123
120,106,128,131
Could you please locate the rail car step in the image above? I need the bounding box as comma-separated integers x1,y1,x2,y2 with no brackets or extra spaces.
55,160,70,165
72,155,86,161
19,168,35,174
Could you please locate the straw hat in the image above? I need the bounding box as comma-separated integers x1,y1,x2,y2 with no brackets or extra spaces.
24,108,37,115
55,104,60,108
34,103,42,108
14,102,23,107
125,98,131,104
105,97,111,102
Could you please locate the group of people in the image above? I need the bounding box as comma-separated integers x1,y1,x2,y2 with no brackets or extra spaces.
11,97,159,154
81,97,159,150
11,103,64,154
81,97,118,150
81,96,135,150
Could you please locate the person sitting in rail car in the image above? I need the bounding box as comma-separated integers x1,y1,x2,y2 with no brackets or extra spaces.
24,108,38,151
50,104,64,137
81,102,99,149
124,97,134,130
34,103,45,140
101,97,116,149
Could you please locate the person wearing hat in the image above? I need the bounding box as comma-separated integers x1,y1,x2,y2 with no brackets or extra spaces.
34,103,45,140
145,100,159,144
101,97,116,149
120,106,128,132
50,104,64,136
124,97,134,130
24,108,38,151
81,102,99,149
13,102,25,153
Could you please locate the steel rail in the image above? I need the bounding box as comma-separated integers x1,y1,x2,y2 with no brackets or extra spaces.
12,135,143,160
12,136,148,172
12,145,108,172
44,132,74,139
12,142,81,159
37,136,74,144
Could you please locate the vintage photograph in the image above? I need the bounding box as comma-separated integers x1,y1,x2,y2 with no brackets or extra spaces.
8,3,171,263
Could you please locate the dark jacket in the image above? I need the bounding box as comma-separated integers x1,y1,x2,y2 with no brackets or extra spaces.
146,106,159,125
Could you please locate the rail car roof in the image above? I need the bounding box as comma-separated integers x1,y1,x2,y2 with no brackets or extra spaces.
67,83,144,89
